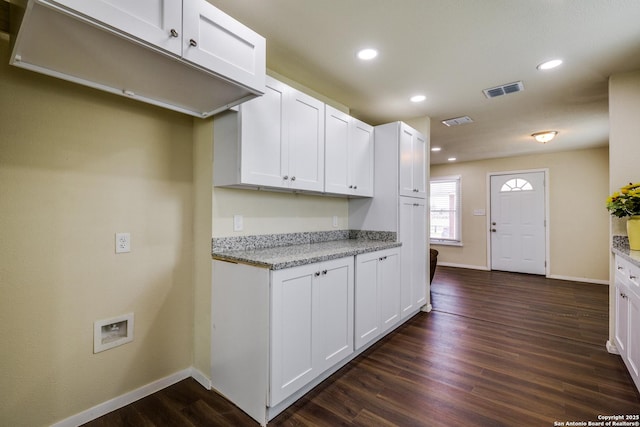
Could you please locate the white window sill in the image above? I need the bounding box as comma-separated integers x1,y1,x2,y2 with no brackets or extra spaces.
430,240,463,247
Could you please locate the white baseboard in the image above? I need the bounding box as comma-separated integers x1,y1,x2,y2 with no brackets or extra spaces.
437,262,490,271
606,340,620,355
190,366,212,390
51,367,208,427
438,264,609,285
546,274,609,285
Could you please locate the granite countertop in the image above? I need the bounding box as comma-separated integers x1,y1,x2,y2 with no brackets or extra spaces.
212,230,401,270
612,235,640,268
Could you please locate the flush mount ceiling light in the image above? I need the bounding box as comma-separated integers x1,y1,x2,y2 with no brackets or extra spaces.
537,59,563,70
410,94,426,103
431,147,442,152
531,131,558,143
357,48,378,60
448,157,457,162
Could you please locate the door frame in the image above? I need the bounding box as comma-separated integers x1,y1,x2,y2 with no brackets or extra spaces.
485,168,550,276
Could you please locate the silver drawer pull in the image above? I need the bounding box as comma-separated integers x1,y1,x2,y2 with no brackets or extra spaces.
189,39,197,47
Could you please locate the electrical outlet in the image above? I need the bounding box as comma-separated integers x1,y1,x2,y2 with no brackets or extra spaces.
115,232,131,253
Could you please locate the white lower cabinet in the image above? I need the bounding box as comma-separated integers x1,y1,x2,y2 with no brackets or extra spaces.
614,255,640,392
211,247,411,426
270,257,354,406
399,197,427,319
355,248,401,349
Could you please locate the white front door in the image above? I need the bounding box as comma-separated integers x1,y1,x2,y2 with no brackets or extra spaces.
490,172,546,275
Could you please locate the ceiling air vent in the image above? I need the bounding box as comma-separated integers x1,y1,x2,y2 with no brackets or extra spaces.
483,81,524,99
441,116,474,127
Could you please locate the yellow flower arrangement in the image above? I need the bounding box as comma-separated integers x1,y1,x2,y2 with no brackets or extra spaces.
607,182,640,218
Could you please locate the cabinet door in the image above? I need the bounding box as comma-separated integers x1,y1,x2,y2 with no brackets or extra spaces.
288,90,325,192
399,123,426,198
240,77,288,187
355,252,381,349
412,132,427,197
399,198,427,318
411,201,428,308
628,291,640,382
315,258,354,372
350,119,374,197
47,0,182,55
379,249,401,333
324,106,351,195
270,264,317,406
615,283,629,357
182,0,265,92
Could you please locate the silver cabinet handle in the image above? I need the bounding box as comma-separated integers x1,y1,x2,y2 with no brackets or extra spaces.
170,29,179,38
322,270,328,275
618,265,624,270
349,185,353,189
631,275,638,280
283,175,289,180
353,185,358,189
314,271,320,277
291,176,296,181
189,39,197,47
491,229,497,232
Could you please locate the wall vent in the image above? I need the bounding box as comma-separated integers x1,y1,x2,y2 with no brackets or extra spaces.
483,81,524,98
441,116,474,127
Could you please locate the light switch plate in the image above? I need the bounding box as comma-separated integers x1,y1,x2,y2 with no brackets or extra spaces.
233,215,243,232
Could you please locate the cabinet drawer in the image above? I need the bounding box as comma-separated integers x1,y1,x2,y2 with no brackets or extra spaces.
616,256,640,292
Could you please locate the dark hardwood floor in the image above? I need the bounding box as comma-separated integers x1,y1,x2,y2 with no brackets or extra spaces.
84,266,640,426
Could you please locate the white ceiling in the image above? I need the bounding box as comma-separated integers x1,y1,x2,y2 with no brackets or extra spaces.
209,0,640,164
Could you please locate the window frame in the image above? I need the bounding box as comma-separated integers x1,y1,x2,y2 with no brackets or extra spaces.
429,175,462,246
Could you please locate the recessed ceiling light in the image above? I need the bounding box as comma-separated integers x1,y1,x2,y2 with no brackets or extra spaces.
431,147,441,152
410,94,426,103
357,48,378,60
537,59,563,70
448,157,457,162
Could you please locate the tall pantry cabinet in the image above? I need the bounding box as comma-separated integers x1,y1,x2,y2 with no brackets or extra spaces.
349,121,430,315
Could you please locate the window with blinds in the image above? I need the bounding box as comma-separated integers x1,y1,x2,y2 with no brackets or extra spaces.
430,176,461,244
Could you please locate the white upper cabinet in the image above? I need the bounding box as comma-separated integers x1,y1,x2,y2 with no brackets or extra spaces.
399,123,427,198
11,0,265,117
182,0,265,91
239,78,288,188
214,76,325,193
325,105,374,197
45,0,183,56
287,90,325,192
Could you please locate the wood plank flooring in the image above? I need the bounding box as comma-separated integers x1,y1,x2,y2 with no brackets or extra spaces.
83,266,640,426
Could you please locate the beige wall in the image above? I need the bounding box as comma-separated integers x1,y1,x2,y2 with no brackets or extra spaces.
608,70,640,343
431,146,610,283
0,38,195,426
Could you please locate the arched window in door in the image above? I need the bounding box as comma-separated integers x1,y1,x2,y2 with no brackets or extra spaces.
500,178,533,192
